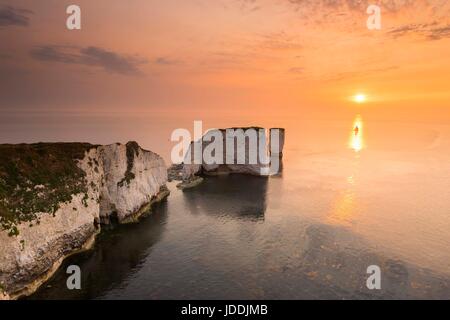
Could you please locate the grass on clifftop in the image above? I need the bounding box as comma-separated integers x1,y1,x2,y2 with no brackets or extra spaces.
0,143,95,236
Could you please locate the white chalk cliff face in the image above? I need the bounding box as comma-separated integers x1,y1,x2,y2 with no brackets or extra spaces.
0,142,168,299
98,143,168,224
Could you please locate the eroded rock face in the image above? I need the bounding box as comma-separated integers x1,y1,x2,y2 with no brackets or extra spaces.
180,127,285,179
0,142,168,299
98,142,168,224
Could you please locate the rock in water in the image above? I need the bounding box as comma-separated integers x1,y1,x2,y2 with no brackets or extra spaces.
176,176,204,190
0,142,168,299
180,127,285,180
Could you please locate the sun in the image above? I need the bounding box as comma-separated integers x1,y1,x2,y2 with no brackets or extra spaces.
353,94,366,104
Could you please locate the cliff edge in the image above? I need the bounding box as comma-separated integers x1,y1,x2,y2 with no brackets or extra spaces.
0,142,168,299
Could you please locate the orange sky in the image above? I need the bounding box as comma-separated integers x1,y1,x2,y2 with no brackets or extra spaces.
1,0,450,139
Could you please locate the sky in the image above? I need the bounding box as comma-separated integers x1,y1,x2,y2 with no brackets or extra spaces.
1,0,450,152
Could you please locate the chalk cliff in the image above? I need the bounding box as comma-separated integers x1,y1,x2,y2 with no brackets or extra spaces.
0,142,168,299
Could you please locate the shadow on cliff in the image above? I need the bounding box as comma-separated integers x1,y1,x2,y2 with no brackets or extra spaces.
181,174,269,222
27,201,169,300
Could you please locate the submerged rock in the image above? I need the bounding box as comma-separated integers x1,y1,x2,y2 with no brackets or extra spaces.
0,142,168,299
176,176,204,190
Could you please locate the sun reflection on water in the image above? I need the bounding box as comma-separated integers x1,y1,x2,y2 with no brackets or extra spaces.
350,115,364,152
327,116,366,226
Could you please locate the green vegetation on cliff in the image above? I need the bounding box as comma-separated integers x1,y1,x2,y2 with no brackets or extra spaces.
0,143,95,236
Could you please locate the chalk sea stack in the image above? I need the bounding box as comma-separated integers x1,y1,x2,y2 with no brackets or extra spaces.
175,127,285,189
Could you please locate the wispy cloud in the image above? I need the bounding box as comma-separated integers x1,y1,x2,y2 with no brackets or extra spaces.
154,57,182,66
0,5,32,27
235,0,261,12
287,0,415,12
258,31,303,50
200,51,253,70
426,25,450,40
284,0,450,29
325,65,399,82
289,67,304,74
387,22,450,41
30,45,148,76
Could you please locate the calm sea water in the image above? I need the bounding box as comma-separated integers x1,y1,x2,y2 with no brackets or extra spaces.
30,119,450,299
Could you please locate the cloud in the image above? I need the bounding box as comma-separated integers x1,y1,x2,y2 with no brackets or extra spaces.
30,46,79,63
0,5,32,27
387,22,436,37
199,51,255,70
154,57,182,66
234,0,261,12
287,0,414,12
427,25,450,40
325,65,399,81
387,22,450,41
289,67,304,74
258,31,303,50
80,47,147,75
231,0,425,16
30,45,148,76
284,0,446,27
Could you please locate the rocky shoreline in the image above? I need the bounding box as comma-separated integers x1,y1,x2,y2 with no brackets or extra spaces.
0,127,285,299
